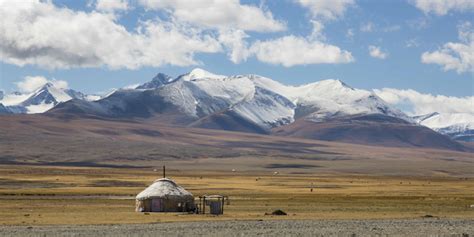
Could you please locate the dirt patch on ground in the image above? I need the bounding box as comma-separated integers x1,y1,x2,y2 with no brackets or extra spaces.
1,219,473,237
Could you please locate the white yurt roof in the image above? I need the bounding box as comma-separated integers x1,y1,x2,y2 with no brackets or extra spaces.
136,178,193,201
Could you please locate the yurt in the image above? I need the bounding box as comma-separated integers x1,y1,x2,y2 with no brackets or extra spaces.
135,178,195,212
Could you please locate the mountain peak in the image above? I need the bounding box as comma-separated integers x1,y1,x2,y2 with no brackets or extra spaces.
35,82,71,94
136,73,174,90
183,68,225,81
189,68,212,76
29,82,72,102
41,82,55,89
152,73,172,82
29,82,57,96
316,79,352,89
295,79,354,94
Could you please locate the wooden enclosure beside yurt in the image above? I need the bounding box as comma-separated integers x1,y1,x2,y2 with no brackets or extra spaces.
135,178,195,212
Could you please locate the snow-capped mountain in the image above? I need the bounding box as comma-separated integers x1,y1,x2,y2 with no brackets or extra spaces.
0,83,100,114
151,69,411,129
415,112,474,142
51,68,413,129
250,75,413,123
50,68,413,133
22,68,470,150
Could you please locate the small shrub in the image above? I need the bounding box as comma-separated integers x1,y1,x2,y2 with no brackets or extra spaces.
270,209,287,216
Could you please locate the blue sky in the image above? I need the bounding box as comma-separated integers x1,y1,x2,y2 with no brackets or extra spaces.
0,0,472,100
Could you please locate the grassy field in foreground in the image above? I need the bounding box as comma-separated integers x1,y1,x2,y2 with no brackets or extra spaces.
0,165,473,225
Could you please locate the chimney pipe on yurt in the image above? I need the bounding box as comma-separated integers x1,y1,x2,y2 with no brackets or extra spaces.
163,165,165,178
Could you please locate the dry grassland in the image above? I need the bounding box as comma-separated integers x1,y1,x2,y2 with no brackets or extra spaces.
0,165,473,225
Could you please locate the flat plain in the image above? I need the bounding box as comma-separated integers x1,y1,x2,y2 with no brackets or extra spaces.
0,165,473,226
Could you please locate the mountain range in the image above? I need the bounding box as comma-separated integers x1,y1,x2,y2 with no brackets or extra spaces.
0,83,100,114
0,68,472,150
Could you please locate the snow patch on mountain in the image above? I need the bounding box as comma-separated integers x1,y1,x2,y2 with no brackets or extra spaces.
417,113,474,129
26,103,55,114
1,93,30,106
249,75,411,123
85,94,102,101
415,112,474,141
191,76,254,103
232,87,296,129
158,80,202,117
180,68,225,81
157,73,255,118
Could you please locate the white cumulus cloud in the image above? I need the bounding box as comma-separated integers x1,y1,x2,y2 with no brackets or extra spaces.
0,0,357,69
0,0,222,69
250,35,354,67
309,20,326,40
295,0,355,20
235,15,354,66
95,0,129,12
368,45,388,59
138,0,286,32
218,29,251,64
374,88,474,115
410,0,474,15
421,22,473,74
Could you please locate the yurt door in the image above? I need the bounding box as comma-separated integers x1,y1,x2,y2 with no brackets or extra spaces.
151,199,163,212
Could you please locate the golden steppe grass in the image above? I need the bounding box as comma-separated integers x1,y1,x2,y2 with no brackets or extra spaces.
0,165,473,225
